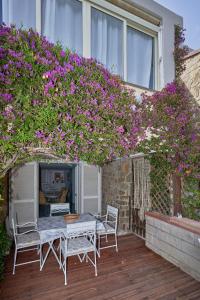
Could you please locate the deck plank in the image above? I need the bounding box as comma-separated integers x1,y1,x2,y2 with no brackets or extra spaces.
1,234,200,300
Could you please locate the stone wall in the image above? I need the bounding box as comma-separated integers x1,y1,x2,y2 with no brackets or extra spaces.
102,158,133,233
146,212,200,282
181,50,200,105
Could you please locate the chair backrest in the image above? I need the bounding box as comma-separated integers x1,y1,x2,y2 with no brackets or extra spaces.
59,188,68,203
62,220,96,252
12,218,17,244
107,205,118,231
107,205,118,219
64,220,96,239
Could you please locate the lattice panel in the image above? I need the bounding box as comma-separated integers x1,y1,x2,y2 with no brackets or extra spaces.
150,168,172,216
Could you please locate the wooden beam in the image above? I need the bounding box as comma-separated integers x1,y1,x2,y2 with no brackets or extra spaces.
172,174,182,215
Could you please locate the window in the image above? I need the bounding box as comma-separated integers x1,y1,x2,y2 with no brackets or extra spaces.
91,8,123,77
42,0,82,54
127,26,154,89
2,0,36,29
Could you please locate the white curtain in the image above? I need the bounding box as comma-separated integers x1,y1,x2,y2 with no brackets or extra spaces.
2,0,36,29
91,8,123,77
127,26,153,88
42,0,82,54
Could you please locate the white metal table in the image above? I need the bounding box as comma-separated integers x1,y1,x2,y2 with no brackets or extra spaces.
37,213,104,268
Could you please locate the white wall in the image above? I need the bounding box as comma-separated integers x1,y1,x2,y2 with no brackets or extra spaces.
128,0,183,86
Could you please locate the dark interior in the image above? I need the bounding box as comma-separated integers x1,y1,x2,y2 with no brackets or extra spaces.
39,163,76,217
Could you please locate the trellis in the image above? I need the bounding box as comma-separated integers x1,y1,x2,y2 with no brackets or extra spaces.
150,169,172,215
131,155,172,238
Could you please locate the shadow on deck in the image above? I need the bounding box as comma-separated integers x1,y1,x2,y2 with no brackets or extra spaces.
1,234,200,300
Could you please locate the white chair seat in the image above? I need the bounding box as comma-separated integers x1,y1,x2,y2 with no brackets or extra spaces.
16,232,40,248
12,218,41,274
98,223,115,234
61,237,94,256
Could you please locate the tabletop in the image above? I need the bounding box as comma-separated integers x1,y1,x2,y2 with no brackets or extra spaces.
38,213,104,233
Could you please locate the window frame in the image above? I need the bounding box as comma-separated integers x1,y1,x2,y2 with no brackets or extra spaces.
35,0,162,90
126,20,158,89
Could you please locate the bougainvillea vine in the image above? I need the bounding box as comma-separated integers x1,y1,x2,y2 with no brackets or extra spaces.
0,25,139,177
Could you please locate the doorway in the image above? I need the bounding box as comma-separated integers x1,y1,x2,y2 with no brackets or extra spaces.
39,163,76,217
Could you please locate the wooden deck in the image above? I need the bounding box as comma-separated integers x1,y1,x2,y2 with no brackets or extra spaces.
1,234,200,300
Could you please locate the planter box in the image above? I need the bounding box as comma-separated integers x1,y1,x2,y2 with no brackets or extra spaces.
145,212,200,281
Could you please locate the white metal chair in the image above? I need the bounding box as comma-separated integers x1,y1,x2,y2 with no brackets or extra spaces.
97,205,118,256
12,218,40,274
60,221,97,285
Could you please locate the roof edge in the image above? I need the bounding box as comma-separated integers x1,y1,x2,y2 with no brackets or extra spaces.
184,49,200,60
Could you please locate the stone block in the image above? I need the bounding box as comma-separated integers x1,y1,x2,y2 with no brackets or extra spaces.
146,216,200,281
121,160,130,174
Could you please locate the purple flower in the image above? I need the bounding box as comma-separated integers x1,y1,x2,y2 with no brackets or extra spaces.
66,139,74,148
32,99,40,106
69,53,82,66
0,93,13,102
116,126,125,134
65,113,72,121
60,50,65,57
35,130,45,139
166,82,176,94
69,81,76,95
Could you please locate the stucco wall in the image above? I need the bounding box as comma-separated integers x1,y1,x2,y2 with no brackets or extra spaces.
181,51,200,105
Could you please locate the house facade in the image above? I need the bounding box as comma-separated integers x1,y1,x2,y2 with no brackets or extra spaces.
1,0,182,228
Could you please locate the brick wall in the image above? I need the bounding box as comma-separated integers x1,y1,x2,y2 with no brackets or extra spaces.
181,50,200,105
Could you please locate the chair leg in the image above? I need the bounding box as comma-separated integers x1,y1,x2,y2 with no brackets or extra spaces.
115,234,118,252
94,250,97,276
13,248,17,275
64,257,68,285
106,234,108,242
40,244,43,270
98,234,101,257
59,239,62,269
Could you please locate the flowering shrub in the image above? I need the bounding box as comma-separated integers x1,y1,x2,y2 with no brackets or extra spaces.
137,82,200,177
0,25,199,180
174,25,189,80
0,25,137,177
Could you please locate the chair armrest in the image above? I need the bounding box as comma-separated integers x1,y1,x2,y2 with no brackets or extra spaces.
102,220,115,224
16,229,39,236
102,220,116,229
94,214,107,219
16,222,37,228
